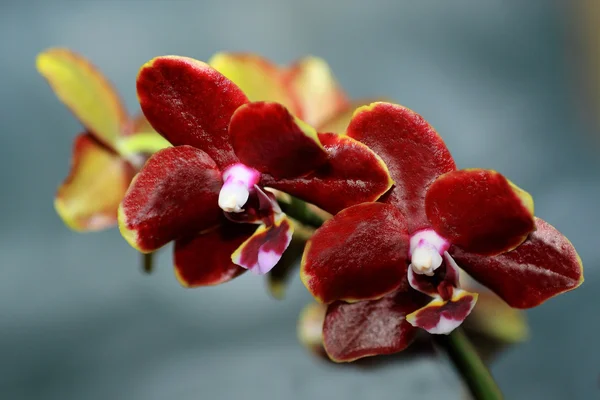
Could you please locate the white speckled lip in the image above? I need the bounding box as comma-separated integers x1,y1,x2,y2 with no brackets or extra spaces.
218,163,261,213
409,229,450,276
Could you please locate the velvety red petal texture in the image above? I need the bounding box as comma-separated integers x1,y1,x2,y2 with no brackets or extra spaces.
346,102,456,233
262,132,393,215
406,290,478,334
137,56,248,168
426,169,535,255
323,290,426,362
229,102,328,179
450,218,584,309
119,146,223,252
173,222,255,287
231,214,294,275
301,203,409,304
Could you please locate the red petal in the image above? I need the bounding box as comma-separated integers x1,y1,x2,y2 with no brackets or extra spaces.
301,203,409,304
119,146,222,252
323,290,426,362
231,214,294,275
173,222,254,287
450,217,584,309
262,132,393,214
137,56,248,169
426,169,535,255
346,102,456,232
406,290,478,334
229,102,328,179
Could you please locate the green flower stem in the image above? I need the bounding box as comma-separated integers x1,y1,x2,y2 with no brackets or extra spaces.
434,328,504,400
278,197,325,229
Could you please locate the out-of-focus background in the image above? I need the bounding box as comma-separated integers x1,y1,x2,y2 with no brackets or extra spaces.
2,1,599,399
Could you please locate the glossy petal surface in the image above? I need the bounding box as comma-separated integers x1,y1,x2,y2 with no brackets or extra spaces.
231,214,294,274
263,133,393,214
426,169,535,255
137,56,248,168
174,223,255,287
406,290,478,334
346,102,456,232
451,217,584,308
284,56,348,127
323,290,425,362
208,52,298,113
301,203,409,304
119,146,222,252
56,133,133,231
230,102,327,179
37,48,127,149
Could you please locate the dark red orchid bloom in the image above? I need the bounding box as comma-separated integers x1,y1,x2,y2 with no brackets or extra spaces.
118,56,393,287
301,102,583,362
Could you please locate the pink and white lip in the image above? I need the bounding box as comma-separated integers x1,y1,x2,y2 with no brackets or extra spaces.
218,163,261,213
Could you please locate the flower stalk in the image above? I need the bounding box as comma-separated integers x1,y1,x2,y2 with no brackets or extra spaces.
434,328,503,400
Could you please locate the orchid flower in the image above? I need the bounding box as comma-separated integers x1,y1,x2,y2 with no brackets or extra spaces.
118,57,392,287
300,102,583,361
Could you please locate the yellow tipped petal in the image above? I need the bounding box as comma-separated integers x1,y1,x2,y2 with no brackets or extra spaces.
231,214,294,275
115,132,172,158
317,98,394,134
37,48,128,148
56,134,133,232
297,302,327,355
209,52,298,112
284,56,349,127
507,178,535,217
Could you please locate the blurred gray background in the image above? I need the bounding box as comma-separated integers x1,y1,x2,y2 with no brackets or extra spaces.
2,0,599,399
